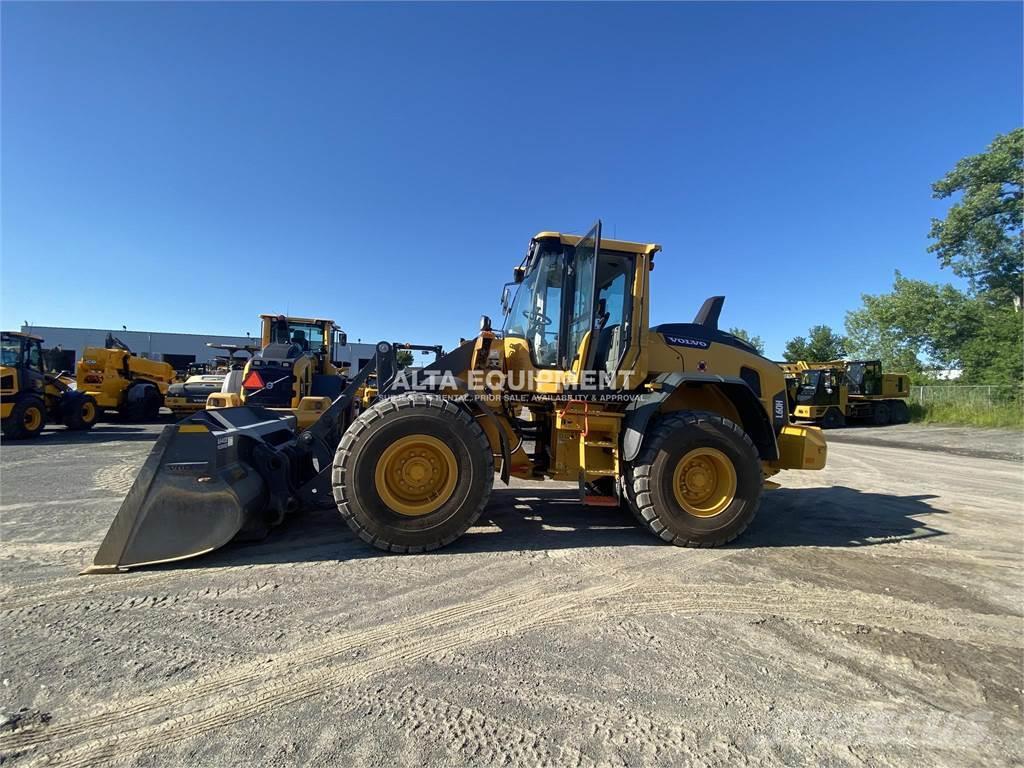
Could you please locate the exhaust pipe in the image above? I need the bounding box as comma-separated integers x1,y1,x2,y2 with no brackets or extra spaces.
81,407,298,574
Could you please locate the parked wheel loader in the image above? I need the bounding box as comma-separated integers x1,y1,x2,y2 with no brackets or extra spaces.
1,331,99,439
781,360,910,428
76,334,175,422
84,222,827,573
204,315,352,429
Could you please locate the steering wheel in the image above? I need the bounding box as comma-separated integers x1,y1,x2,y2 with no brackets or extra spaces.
522,310,552,327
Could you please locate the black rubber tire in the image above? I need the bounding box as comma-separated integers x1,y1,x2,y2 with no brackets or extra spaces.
889,400,910,424
63,394,99,431
144,390,164,421
123,384,160,422
332,393,494,553
871,402,891,426
822,407,846,429
625,410,763,548
3,396,46,440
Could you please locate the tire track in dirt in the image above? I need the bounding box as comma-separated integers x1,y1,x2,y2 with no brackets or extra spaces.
588,581,1023,649
4,550,733,764
92,460,145,496
13,552,1021,766
349,685,594,768
12,578,636,766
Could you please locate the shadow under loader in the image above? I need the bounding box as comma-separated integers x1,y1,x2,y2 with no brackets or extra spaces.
91,483,947,573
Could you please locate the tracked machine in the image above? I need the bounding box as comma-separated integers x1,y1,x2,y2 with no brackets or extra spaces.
85,222,826,573
782,360,910,427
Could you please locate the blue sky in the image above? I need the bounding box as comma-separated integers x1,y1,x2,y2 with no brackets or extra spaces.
2,2,1021,358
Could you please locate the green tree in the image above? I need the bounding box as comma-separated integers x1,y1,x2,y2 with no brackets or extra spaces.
783,325,847,362
727,327,765,355
395,350,414,369
928,128,1023,303
845,272,980,372
845,273,1022,385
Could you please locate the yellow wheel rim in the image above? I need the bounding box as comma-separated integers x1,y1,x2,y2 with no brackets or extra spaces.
374,435,458,517
671,447,737,518
82,402,96,422
24,406,42,431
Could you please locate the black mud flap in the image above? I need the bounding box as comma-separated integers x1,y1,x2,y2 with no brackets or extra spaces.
81,407,298,574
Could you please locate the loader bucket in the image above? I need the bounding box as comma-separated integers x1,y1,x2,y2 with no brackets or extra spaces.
82,407,299,574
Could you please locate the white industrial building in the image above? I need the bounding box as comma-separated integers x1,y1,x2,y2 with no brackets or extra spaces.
22,324,379,374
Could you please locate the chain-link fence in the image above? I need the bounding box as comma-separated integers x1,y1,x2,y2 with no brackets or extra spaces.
909,385,1023,407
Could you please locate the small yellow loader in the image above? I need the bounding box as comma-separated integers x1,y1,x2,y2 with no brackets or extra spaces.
85,221,826,573
76,334,174,422
782,360,910,428
1,331,99,439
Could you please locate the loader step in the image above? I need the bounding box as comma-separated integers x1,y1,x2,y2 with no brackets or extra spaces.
582,495,619,507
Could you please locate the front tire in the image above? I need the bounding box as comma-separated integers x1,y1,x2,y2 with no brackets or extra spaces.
3,396,46,440
626,411,763,548
64,394,99,431
332,393,494,553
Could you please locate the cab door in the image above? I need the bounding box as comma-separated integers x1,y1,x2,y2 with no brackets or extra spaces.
564,221,601,378
20,339,46,395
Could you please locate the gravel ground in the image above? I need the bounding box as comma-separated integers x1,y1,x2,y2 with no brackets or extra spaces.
0,421,1021,767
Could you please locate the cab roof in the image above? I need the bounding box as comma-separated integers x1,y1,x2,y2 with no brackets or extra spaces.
533,231,661,256
259,315,336,327
3,330,43,341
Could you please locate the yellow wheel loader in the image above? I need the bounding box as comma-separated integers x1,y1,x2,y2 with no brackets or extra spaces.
1,331,99,439
782,360,910,428
206,315,349,429
76,334,174,422
84,222,826,573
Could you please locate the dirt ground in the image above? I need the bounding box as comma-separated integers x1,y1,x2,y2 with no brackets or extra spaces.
0,420,1021,767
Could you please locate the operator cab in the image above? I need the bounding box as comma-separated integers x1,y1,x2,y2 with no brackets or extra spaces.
796,368,841,407
1,332,45,373
502,222,659,379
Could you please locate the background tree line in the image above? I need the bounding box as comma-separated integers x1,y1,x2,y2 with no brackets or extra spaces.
736,128,1022,386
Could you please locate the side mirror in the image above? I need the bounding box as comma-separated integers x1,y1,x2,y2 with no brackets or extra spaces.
500,285,512,316
337,331,348,347
513,266,525,284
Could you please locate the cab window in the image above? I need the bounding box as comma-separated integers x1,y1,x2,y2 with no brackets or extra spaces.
592,253,634,373
26,343,43,371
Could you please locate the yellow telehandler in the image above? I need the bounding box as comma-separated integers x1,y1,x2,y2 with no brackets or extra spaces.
76,334,174,421
85,222,826,573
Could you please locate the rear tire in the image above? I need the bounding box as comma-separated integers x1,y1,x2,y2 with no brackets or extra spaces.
123,384,161,422
64,394,99,431
332,393,494,553
3,396,46,440
822,407,846,429
626,411,762,547
871,402,891,426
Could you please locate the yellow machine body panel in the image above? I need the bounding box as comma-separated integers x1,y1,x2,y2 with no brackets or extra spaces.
77,347,173,409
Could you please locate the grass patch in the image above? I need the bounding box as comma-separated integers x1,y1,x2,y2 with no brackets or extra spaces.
910,401,1023,429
